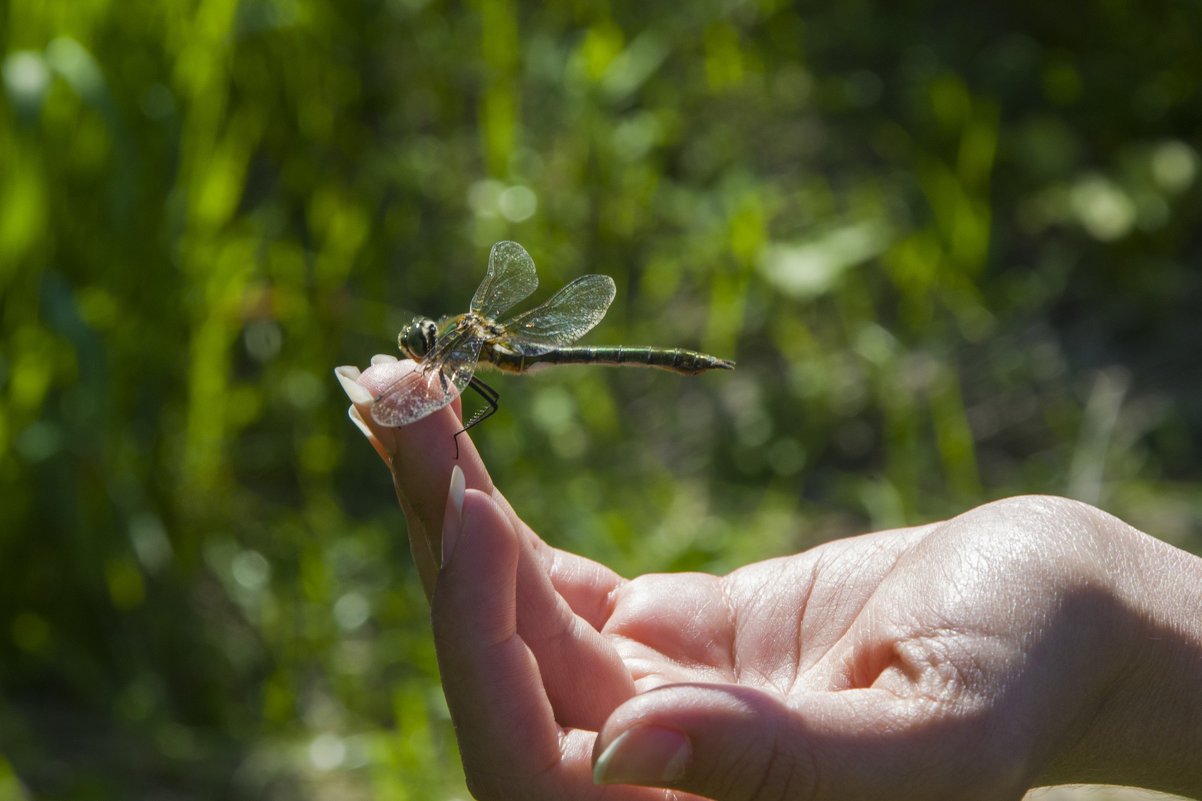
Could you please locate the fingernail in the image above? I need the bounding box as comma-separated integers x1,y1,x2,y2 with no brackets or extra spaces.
593,726,691,786
334,367,373,404
348,406,396,464
442,465,465,568
347,405,374,438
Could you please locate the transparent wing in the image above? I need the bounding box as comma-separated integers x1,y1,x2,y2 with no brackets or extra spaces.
501,274,617,351
470,241,539,319
370,332,484,427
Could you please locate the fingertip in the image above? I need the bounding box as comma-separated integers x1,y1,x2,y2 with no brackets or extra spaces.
353,358,494,516
344,360,500,607
355,360,485,478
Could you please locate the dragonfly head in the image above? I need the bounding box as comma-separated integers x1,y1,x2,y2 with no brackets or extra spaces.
399,316,438,362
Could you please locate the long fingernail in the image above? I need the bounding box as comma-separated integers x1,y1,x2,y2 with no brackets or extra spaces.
334,367,373,404
593,726,691,786
442,465,465,568
347,406,392,463
346,405,372,437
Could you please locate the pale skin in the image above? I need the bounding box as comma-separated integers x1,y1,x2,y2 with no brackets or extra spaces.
337,358,1202,801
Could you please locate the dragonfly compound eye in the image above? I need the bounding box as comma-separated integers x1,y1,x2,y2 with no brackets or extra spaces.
399,317,438,360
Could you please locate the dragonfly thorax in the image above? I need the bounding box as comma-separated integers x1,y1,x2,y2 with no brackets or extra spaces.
399,317,438,362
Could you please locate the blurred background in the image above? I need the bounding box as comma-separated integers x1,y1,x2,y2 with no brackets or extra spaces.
2,0,1200,798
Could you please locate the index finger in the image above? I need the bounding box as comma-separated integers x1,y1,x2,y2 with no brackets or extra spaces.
339,359,495,596
335,360,626,619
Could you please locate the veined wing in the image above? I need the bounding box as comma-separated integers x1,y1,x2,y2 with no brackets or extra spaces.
370,329,484,426
502,274,617,351
470,240,539,319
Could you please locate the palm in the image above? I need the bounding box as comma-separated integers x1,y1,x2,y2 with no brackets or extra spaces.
602,529,923,695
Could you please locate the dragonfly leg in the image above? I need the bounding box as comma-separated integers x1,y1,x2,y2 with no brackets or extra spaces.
452,376,500,459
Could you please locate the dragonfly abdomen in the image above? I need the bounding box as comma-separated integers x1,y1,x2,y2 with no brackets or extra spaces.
488,345,735,376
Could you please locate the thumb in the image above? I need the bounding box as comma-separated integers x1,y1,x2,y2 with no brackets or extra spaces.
592,683,813,800
591,683,1021,801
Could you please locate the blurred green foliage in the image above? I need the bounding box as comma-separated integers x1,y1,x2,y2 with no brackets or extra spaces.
2,0,1200,797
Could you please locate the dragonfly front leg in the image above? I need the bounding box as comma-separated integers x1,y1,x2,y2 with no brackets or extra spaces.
452,376,500,459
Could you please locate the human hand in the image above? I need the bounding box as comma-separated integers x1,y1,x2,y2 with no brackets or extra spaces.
337,359,1202,801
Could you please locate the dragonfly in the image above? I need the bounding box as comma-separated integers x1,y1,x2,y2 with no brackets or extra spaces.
370,241,735,455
